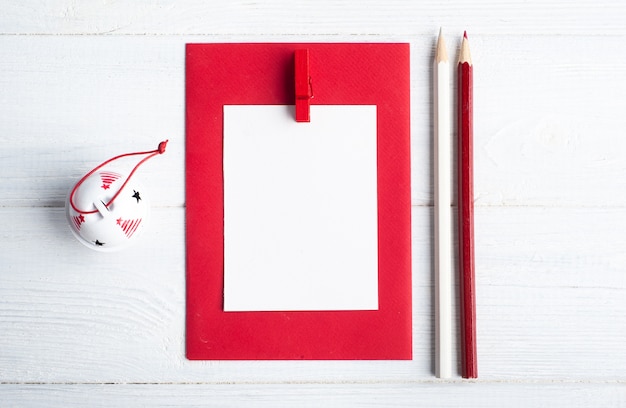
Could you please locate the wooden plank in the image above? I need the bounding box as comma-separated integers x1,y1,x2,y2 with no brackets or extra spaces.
1,1,625,36
0,206,625,383
1,35,626,207
476,207,626,379
0,36,184,208
1,0,625,405
0,382,624,407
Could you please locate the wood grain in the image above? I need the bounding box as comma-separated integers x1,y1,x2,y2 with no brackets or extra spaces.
0,207,624,384
1,35,626,207
1,1,625,36
1,0,626,405
1,383,625,407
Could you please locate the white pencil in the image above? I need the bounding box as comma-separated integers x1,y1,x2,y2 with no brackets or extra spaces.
434,28,452,379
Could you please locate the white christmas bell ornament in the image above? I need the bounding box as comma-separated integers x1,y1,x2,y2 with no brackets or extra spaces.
66,140,168,252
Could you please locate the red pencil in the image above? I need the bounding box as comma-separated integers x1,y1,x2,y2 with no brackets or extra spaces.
458,31,477,378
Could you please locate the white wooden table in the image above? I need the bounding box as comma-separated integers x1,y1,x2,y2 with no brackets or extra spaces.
1,1,625,406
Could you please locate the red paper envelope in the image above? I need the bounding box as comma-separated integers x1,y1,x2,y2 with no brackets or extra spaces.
186,43,412,360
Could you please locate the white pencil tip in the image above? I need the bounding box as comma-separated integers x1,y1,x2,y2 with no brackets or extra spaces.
436,29,448,63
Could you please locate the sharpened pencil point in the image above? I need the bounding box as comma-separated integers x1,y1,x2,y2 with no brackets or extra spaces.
436,28,449,63
464,30,468,39
459,32,472,65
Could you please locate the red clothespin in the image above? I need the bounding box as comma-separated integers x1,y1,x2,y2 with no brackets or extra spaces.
294,49,312,122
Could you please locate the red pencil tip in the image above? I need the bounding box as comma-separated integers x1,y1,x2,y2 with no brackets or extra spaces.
464,30,468,39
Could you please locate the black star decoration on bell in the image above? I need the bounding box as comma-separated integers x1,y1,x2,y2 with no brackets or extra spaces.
132,190,141,203
94,240,105,246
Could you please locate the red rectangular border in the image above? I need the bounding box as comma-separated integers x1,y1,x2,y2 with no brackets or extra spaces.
186,43,412,360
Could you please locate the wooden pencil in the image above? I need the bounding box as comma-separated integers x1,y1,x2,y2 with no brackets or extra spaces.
458,31,477,379
434,28,452,379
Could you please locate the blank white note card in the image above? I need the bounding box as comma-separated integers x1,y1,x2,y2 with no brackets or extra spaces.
223,105,378,312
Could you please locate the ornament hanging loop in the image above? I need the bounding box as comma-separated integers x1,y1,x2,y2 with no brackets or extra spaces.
69,140,168,215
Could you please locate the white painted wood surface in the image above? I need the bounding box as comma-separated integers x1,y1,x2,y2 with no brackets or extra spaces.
1,1,626,406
